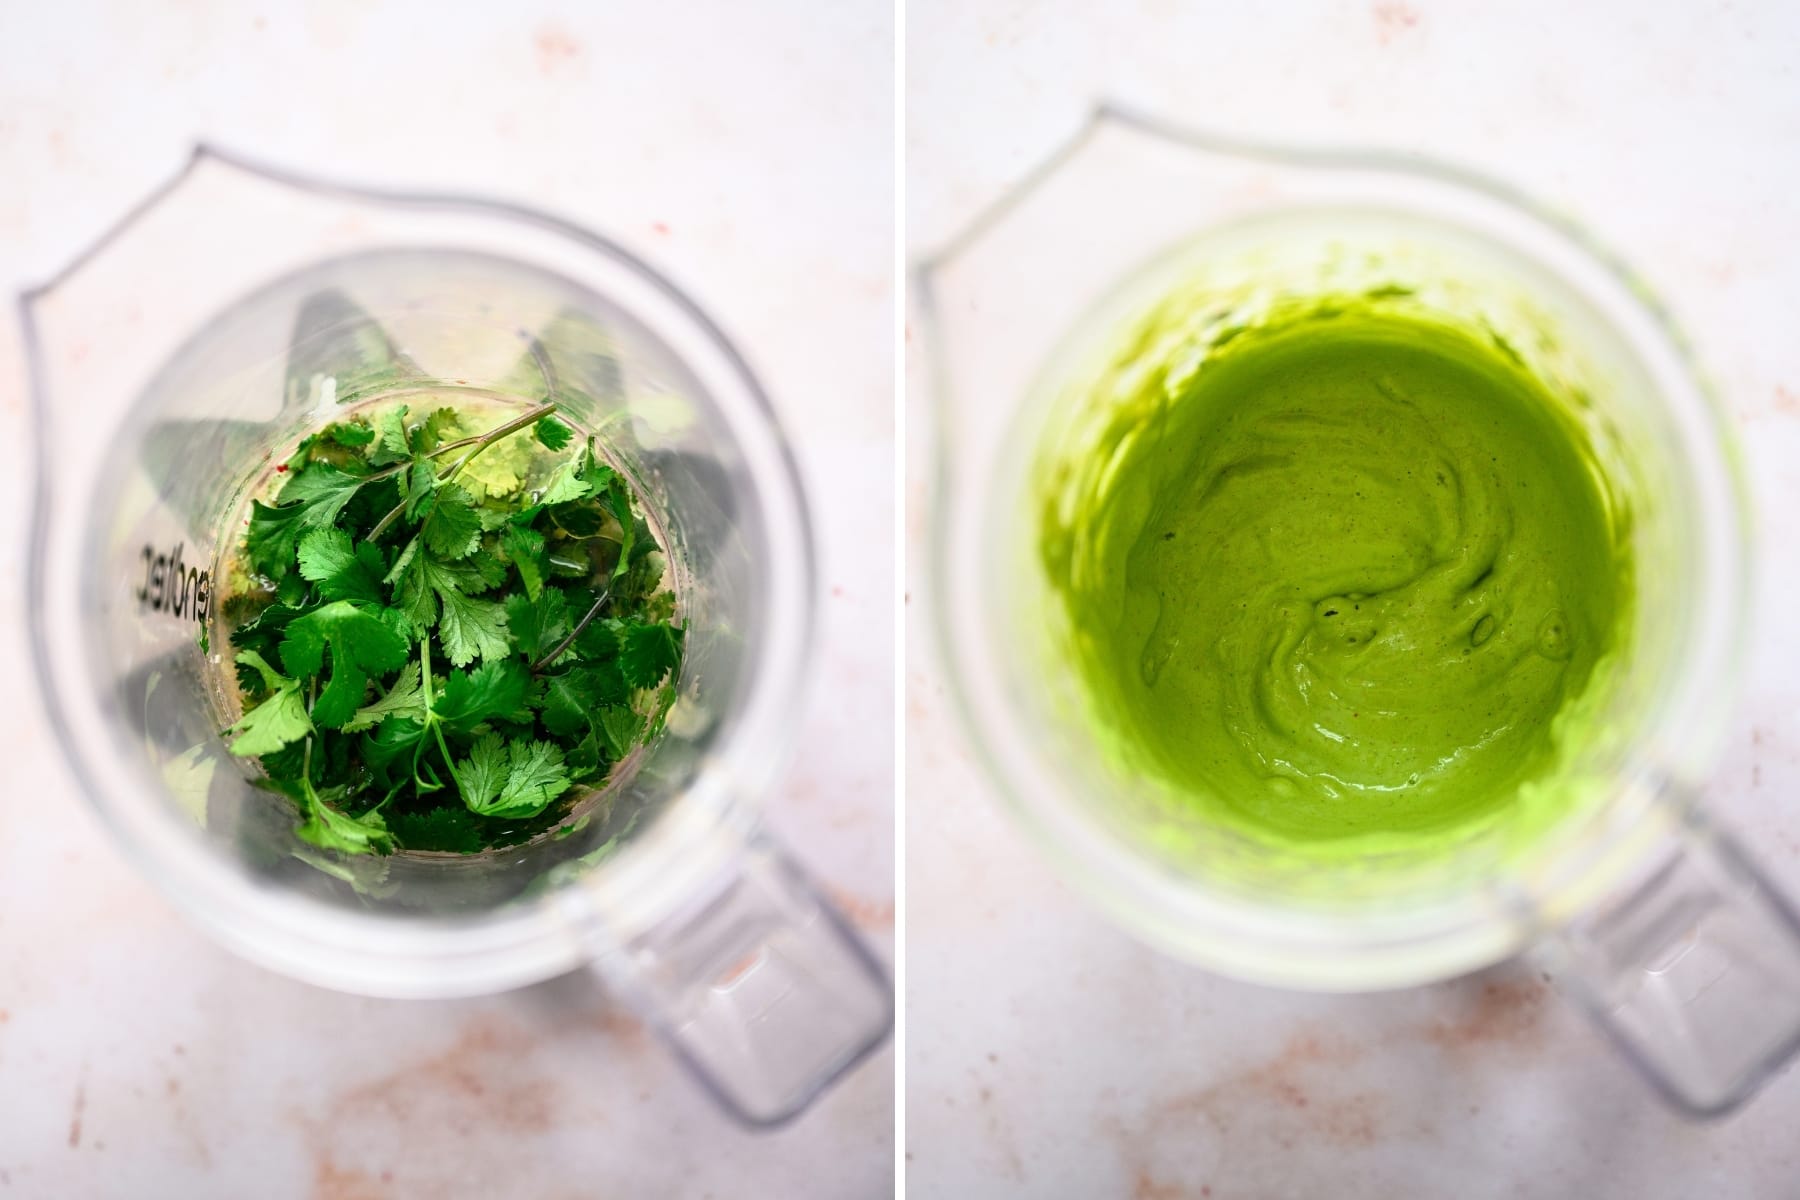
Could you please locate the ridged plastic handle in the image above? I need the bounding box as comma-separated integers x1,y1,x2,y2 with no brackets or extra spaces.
1540,801,1800,1115
579,833,893,1127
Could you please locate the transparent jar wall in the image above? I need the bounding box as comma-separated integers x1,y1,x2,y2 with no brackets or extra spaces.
89,247,760,914
993,208,1705,917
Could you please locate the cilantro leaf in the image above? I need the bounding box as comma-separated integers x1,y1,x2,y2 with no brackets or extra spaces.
577,444,620,494
297,528,385,604
279,601,411,727
290,420,378,473
565,725,605,778
437,589,510,667
538,455,592,504
232,608,302,688
460,546,509,591
500,739,573,818
246,500,306,578
297,785,394,855
539,664,630,737
235,648,289,692
362,716,426,770
535,414,573,450
436,659,530,732
276,572,310,608
476,502,518,533
388,806,486,854
453,734,571,818
422,483,483,558
593,473,642,585
501,522,547,602
585,657,631,704
387,537,435,629
574,613,621,661
415,407,462,454
370,403,411,466
343,661,426,732
401,459,438,521
452,732,509,812
226,651,314,755
638,587,676,624
389,541,505,642
619,621,684,688
498,739,571,816
279,462,368,532
599,705,642,759
538,675,592,739
327,420,376,448
505,586,569,661
457,430,532,499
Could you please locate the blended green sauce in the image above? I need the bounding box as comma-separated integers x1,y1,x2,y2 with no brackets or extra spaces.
1043,305,1629,842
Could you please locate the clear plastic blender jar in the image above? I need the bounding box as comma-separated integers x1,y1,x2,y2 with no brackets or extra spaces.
25,147,891,1127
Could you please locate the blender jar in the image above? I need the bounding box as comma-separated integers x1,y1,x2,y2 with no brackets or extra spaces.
24,146,891,1127
916,105,1800,1115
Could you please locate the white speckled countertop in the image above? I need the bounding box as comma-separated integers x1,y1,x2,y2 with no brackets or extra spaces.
0,3,892,1197
906,1,1800,1196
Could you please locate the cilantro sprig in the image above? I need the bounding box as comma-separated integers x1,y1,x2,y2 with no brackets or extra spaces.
224,401,682,857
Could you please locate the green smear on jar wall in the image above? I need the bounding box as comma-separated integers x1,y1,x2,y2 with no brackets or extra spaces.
1039,303,1633,845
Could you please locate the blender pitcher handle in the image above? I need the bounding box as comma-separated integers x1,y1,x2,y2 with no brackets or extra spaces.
574,832,892,1128
1538,798,1800,1116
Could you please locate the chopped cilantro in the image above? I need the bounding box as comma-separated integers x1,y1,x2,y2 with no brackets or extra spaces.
223,405,682,859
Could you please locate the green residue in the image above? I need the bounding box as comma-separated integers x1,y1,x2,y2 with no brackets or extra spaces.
1040,303,1631,845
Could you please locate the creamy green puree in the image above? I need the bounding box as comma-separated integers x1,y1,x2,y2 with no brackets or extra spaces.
1043,304,1629,842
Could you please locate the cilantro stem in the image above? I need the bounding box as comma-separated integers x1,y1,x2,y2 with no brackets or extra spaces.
425,410,548,464
416,636,461,801
300,679,322,814
431,727,458,793
418,637,433,718
430,719,459,800
366,495,413,545
437,402,558,485
362,402,559,482
410,640,438,791
365,402,559,543
530,587,611,674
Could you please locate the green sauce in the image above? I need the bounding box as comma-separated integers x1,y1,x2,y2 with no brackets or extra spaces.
1042,305,1630,842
